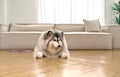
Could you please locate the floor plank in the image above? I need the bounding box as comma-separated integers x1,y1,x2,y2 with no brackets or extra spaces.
0,50,120,77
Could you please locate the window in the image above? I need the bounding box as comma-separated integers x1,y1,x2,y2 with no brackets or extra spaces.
38,0,104,24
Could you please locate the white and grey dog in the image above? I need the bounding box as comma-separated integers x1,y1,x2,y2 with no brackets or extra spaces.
33,29,70,59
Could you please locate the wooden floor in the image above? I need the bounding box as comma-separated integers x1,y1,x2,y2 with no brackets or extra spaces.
0,50,120,77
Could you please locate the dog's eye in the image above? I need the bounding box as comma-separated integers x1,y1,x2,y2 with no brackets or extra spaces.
54,39,56,41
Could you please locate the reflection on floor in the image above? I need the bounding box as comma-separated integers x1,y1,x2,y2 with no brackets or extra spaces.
0,50,120,77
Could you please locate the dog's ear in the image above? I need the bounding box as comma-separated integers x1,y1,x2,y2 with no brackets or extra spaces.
47,30,52,37
44,30,53,40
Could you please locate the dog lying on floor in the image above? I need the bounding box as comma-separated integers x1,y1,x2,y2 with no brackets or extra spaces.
33,29,70,59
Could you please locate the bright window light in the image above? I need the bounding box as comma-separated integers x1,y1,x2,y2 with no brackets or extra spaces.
38,0,104,24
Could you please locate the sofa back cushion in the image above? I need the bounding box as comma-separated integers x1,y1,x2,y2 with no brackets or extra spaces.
56,24,85,32
10,23,54,32
0,24,9,32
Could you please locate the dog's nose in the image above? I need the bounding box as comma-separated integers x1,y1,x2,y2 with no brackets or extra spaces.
58,45,61,48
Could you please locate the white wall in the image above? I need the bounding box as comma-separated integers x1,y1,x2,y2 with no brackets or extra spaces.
6,0,39,24
0,0,5,24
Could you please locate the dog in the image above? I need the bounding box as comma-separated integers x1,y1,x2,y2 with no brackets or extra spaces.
33,29,70,59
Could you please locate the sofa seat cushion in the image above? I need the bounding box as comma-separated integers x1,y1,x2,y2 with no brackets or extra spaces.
0,32,112,49
0,32,43,49
64,32,112,49
64,32,110,34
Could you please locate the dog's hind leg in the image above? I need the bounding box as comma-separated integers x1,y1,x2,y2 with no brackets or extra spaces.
33,46,44,59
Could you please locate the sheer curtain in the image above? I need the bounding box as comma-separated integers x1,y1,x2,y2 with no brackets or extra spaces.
38,0,104,24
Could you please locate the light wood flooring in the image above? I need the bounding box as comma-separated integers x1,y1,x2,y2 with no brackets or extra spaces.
0,50,120,77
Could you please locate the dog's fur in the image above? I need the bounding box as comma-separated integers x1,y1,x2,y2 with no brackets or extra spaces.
33,29,70,59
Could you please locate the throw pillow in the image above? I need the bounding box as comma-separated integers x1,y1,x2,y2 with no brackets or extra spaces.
83,19,101,32
0,24,9,32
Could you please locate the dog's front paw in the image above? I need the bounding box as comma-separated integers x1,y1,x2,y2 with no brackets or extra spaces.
33,52,43,59
60,53,69,59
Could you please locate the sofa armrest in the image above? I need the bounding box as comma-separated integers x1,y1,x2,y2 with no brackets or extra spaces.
101,26,108,32
105,24,120,49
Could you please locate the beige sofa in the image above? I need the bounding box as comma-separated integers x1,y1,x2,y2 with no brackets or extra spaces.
0,23,118,50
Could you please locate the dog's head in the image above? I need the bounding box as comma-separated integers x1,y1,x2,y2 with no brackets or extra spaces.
44,29,64,54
